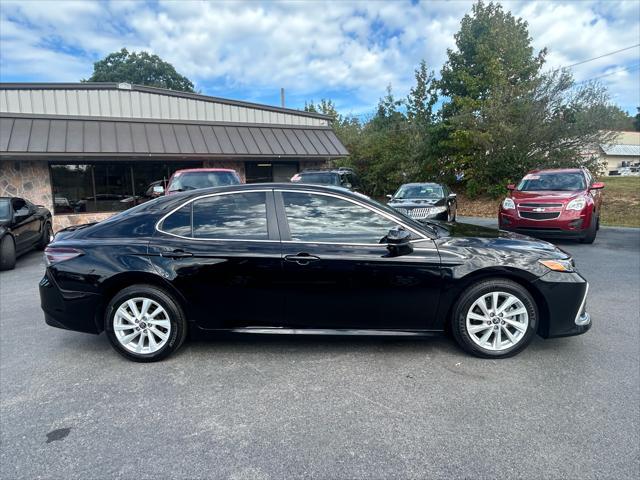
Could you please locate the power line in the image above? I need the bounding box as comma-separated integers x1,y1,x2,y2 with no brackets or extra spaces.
563,43,640,69
576,63,640,84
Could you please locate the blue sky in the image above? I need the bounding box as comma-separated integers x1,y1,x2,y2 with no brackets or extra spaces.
1,0,639,118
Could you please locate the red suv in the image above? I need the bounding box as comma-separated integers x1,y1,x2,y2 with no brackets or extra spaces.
499,168,604,243
166,168,241,194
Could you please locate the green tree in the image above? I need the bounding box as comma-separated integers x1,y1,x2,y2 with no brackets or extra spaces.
438,1,621,196
634,107,640,131
84,48,195,92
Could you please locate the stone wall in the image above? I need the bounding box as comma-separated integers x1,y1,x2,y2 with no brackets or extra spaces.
0,160,53,212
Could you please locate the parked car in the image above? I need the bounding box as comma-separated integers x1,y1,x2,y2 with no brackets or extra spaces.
166,168,241,194
0,197,52,270
41,183,591,362
290,168,360,190
499,168,604,243
387,183,457,222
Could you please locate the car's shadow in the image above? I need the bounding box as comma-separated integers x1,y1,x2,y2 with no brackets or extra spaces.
52,329,573,365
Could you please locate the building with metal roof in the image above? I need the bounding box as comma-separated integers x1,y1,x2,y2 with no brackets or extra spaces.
0,83,347,228
596,131,640,175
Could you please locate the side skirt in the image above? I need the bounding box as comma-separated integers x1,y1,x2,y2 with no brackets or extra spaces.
225,327,443,337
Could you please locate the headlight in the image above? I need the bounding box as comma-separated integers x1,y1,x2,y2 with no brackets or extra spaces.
538,259,574,272
430,206,447,214
502,197,515,210
566,197,586,211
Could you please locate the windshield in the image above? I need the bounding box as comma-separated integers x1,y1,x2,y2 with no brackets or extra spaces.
517,172,586,191
168,171,239,192
394,185,443,199
0,199,10,220
292,173,340,186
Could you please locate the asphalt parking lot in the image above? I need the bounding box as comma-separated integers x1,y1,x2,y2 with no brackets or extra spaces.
1,219,639,479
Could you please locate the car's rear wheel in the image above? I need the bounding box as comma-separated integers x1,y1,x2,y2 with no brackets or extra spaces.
451,278,538,358
0,235,16,271
105,285,187,362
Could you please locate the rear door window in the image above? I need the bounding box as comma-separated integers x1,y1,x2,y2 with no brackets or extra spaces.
192,192,268,239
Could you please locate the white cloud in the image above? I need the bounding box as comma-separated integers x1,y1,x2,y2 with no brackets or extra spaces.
0,0,638,113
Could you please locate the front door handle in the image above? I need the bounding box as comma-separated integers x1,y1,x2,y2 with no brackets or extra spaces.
161,249,193,259
284,253,320,266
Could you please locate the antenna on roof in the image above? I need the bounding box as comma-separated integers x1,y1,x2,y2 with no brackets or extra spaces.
280,88,285,108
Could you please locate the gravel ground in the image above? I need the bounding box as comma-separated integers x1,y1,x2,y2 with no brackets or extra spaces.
1,220,639,479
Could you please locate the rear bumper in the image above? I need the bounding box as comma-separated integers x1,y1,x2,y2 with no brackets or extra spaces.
39,271,102,334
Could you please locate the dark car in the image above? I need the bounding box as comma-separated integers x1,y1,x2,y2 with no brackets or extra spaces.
40,184,591,362
0,197,52,270
166,168,241,194
290,168,360,190
499,168,604,243
387,183,457,222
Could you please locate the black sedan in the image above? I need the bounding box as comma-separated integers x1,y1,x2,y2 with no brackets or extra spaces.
1,196,52,270
40,184,591,362
387,182,457,222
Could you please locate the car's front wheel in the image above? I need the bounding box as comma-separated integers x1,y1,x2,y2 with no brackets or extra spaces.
451,278,538,358
38,222,53,250
105,285,187,362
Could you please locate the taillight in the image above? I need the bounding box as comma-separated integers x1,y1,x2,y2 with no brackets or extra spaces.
44,247,83,266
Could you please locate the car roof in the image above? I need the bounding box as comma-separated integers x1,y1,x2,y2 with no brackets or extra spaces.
149,183,366,212
398,182,444,187
527,168,584,174
173,168,237,174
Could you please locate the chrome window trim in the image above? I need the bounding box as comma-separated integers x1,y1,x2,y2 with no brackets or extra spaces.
155,189,273,241
155,187,431,244
275,189,428,240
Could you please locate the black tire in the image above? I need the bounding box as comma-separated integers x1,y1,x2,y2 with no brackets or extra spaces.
0,235,17,271
580,215,598,244
104,284,188,362
38,222,53,250
450,278,538,358
596,215,600,231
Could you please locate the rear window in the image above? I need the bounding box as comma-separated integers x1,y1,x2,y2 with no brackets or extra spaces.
291,172,340,186
168,171,240,193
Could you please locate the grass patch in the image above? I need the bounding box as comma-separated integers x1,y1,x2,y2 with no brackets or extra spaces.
598,176,640,228
454,176,640,228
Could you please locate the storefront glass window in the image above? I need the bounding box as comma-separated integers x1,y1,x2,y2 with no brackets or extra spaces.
50,161,201,214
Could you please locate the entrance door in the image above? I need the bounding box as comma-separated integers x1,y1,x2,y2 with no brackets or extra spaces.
245,162,299,183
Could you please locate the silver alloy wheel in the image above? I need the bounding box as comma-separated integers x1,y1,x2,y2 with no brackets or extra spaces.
465,291,529,351
113,297,171,354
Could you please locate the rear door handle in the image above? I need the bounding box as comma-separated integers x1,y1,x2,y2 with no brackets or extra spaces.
160,249,193,259
284,253,320,266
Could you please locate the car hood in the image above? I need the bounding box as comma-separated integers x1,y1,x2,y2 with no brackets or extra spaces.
388,198,445,207
434,221,569,260
510,190,583,203
0,219,10,229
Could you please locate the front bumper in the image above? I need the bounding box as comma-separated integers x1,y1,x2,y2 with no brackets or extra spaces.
534,272,592,338
499,210,589,238
39,271,102,334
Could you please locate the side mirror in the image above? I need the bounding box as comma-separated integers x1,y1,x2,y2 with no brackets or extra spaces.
386,194,393,199
507,184,516,191
385,227,413,257
590,182,605,190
